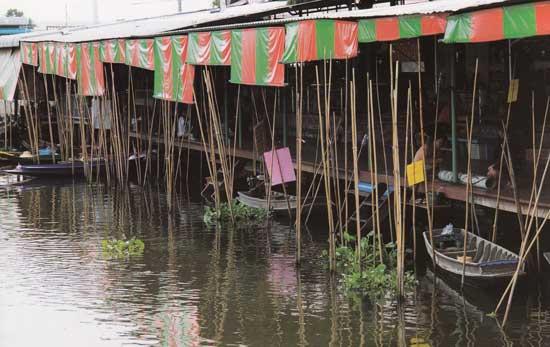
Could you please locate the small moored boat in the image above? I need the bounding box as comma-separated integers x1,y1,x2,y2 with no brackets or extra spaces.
237,190,323,213
423,227,524,283
2,160,103,178
0,149,60,164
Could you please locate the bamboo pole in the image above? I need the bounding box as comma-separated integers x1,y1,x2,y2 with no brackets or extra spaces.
369,79,383,264
316,64,336,271
296,62,303,264
375,57,394,240
389,43,404,297
497,125,550,326
460,59,479,289
417,39,435,272
350,70,362,271
43,75,56,162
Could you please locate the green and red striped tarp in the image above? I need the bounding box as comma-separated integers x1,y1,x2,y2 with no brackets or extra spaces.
444,1,550,43
186,31,231,65
153,36,195,104
38,42,56,74
358,14,447,42
76,42,105,96
100,39,126,64
20,42,38,66
125,39,154,70
230,27,285,87
281,20,358,63
0,49,21,101
54,42,77,80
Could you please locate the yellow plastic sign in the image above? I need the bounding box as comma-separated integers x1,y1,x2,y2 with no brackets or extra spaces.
507,79,519,103
407,160,425,187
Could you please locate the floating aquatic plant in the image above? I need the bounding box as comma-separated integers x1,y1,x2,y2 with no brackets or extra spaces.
203,201,270,227
101,238,145,258
322,231,416,299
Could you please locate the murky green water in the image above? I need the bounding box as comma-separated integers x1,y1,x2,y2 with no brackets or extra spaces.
0,180,549,346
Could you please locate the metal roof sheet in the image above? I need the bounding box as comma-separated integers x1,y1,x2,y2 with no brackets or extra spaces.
0,30,66,48
20,1,289,44
166,0,514,34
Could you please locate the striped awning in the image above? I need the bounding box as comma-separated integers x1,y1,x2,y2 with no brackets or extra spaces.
0,48,21,101
230,27,285,87
20,42,38,66
125,39,154,71
76,42,105,96
153,36,195,104
54,42,77,80
38,42,56,75
100,39,126,64
444,1,550,43
281,20,358,63
186,31,231,66
358,14,447,42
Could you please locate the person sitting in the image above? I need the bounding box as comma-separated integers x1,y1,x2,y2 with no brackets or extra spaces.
413,136,447,172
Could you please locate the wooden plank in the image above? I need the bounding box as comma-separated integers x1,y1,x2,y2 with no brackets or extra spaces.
129,132,550,217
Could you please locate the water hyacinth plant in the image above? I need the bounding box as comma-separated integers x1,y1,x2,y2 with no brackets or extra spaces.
203,201,270,226
101,238,145,258
323,231,416,299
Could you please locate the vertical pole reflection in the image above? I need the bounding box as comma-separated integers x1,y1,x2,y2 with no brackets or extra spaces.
296,267,307,347
329,274,339,346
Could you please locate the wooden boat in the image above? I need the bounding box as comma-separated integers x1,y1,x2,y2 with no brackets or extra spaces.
0,150,59,164
237,190,324,213
2,160,103,178
423,227,524,282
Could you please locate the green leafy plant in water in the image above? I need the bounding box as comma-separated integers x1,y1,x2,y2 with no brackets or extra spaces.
203,201,270,227
101,238,145,258
323,231,416,300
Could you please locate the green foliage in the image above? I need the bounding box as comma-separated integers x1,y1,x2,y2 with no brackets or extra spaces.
212,0,220,7
203,201,270,227
486,311,497,318
324,231,416,299
101,238,145,259
6,8,24,17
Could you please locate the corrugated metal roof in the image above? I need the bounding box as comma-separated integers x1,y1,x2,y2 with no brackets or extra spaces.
0,30,66,48
166,0,514,34
20,1,289,44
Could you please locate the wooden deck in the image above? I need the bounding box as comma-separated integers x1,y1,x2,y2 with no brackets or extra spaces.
130,132,550,218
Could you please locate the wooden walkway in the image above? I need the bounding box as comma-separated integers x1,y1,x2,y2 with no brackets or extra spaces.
130,132,550,218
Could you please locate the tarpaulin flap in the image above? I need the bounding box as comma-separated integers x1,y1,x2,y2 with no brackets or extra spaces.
444,1,550,43
125,39,154,70
76,42,105,96
0,49,21,100
187,30,231,66
153,36,195,104
39,42,56,74
20,42,38,66
281,20,358,63
54,42,77,80
230,27,285,87
358,14,447,42
100,39,126,64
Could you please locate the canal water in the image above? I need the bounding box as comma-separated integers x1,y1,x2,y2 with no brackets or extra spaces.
1,180,549,346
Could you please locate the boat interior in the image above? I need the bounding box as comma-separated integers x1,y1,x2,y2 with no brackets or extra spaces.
431,229,518,265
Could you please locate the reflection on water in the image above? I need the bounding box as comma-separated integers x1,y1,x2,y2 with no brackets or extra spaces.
1,180,550,346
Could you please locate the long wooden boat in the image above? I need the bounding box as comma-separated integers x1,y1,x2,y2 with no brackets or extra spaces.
237,190,324,213
423,228,524,283
2,160,103,178
0,150,59,164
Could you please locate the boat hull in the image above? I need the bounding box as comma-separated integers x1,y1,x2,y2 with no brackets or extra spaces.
236,191,324,213
423,228,524,285
3,161,103,178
